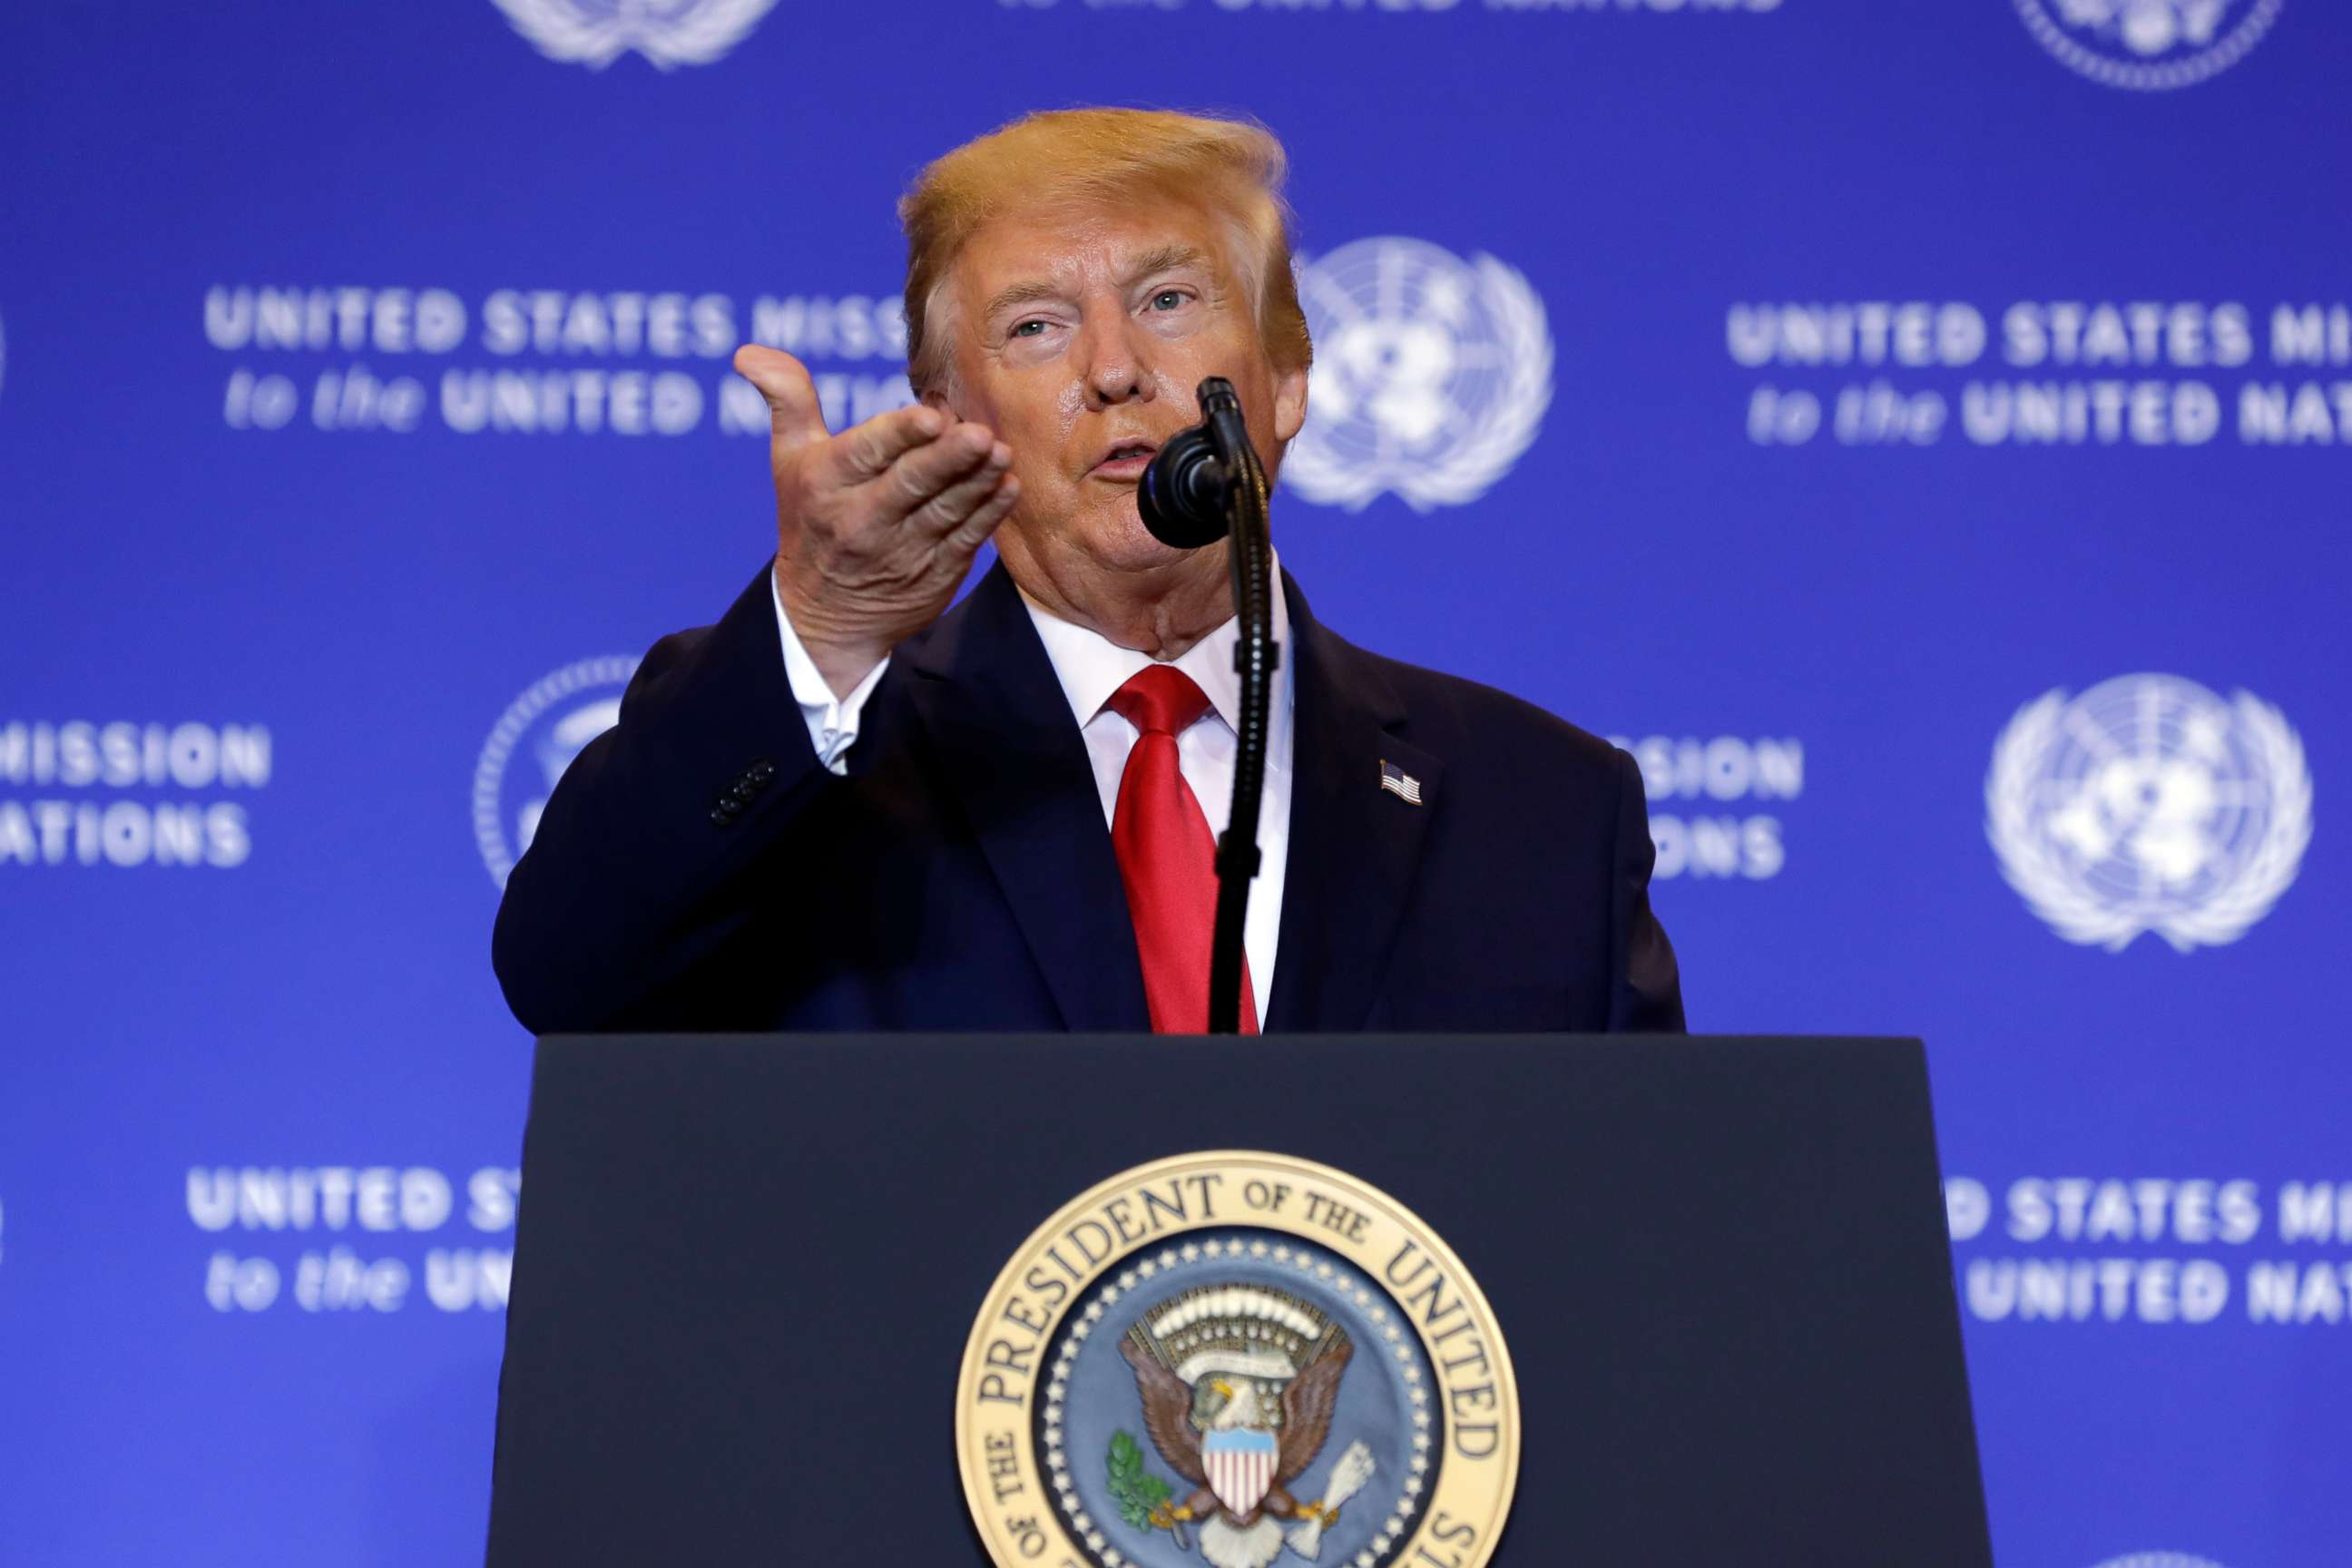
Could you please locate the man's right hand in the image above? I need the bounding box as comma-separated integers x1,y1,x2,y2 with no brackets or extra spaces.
734,345,1021,698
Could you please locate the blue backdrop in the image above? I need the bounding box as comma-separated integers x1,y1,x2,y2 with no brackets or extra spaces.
2,3,2346,1564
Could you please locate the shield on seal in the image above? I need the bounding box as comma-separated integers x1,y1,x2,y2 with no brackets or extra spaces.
1200,1426,1279,1516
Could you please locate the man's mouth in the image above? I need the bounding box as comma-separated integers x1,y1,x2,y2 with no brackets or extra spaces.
1090,438,1160,480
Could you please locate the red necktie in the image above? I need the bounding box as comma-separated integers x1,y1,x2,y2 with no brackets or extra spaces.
1105,665,1259,1034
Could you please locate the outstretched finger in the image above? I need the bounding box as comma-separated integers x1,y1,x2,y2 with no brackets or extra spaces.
907,445,1014,536
944,473,1021,552
876,426,1000,521
833,403,950,480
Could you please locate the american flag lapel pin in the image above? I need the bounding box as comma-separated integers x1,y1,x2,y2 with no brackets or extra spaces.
1378,760,1424,806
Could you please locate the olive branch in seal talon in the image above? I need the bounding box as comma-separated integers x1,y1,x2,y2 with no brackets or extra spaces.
1108,1430,1191,1548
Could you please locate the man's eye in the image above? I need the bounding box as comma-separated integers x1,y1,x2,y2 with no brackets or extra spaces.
1150,290,1187,312
1011,319,1047,338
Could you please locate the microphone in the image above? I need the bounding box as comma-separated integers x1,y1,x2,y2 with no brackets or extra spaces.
1131,374,1278,1035
1136,426,1229,547
1135,377,1245,548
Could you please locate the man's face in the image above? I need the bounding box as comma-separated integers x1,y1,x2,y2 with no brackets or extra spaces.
929,200,1308,587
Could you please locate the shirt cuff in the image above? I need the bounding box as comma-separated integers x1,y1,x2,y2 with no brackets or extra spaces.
771,570,890,775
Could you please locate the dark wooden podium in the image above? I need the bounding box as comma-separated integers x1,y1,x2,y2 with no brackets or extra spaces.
485,1034,1990,1567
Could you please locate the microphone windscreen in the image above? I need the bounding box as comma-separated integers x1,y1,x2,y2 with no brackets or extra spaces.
1137,430,1230,549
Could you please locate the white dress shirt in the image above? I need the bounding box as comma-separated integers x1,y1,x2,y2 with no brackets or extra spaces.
772,563,1294,1030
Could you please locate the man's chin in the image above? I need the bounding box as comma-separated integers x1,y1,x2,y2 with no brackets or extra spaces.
996,498,1232,596
1078,498,1226,576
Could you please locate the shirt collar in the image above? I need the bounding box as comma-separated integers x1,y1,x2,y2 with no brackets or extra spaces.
1016,548,1291,737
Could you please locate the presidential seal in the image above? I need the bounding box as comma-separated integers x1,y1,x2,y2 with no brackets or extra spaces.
957,1152,1517,1568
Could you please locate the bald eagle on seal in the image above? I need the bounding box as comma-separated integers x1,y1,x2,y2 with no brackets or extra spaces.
1119,1308,1354,1568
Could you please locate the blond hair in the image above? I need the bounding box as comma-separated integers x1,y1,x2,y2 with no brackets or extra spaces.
897,107,1313,397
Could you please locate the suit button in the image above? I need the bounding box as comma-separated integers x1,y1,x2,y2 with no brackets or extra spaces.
709,806,732,827
747,758,776,786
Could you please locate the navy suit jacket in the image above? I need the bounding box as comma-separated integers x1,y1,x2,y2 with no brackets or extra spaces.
493,561,1683,1034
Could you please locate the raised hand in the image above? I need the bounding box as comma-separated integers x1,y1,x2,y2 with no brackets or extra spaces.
735,344,1021,697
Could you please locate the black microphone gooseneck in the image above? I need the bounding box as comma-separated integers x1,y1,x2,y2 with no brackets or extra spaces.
1135,377,1276,1035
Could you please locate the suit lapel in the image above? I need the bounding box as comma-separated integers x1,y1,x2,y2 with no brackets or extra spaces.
1267,573,1443,1032
903,563,1151,1032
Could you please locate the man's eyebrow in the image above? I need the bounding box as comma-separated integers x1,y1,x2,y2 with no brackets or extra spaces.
980,245,1213,325
982,279,1067,323
1121,243,1210,286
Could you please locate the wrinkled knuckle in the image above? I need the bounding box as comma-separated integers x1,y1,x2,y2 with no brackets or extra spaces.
890,466,935,506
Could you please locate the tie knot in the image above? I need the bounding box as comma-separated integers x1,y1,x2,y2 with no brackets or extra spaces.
1106,663,1212,739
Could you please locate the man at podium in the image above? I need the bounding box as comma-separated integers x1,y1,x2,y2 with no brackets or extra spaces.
493,107,1682,1037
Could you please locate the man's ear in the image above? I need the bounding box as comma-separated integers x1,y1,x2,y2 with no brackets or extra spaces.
1272,359,1308,445
920,386,960,419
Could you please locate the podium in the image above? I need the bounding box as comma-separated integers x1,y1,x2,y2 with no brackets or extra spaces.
485,1034,1990,1567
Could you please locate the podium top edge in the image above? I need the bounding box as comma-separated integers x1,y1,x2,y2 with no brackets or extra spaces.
529,1031,1926,1050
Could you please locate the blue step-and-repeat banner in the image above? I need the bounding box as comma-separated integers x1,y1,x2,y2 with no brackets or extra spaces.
3,2,2347,1563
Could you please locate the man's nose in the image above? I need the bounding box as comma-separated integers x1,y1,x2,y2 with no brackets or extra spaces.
1078,313,1156,408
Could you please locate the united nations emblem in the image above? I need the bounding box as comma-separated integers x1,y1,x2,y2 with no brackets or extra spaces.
473,655,639,888
2014,0,2283,91
1985,674,2311,952
2087,1554,2232,1568
488,0,780,70
958,1152,1518,1568
1282,239,1552,514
